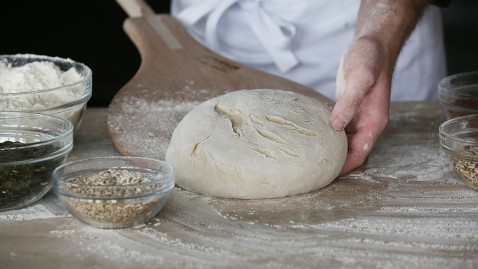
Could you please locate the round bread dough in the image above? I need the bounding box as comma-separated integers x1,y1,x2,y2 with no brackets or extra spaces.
165,89,347,199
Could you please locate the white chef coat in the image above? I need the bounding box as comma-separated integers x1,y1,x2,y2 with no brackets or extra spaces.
171,0,446,101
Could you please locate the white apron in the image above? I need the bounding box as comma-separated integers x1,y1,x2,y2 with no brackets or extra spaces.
171,0,446,101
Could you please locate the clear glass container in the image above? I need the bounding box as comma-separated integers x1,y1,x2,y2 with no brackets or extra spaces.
0,112,74,210
53,156,175,229
0,54,92,129
438,71,478,119
439,114,478,191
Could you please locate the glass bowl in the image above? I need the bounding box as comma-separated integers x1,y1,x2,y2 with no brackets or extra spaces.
0,54,92,129
0,112,74,211
438,71,478,119
439,114,478,191
53,156,175,229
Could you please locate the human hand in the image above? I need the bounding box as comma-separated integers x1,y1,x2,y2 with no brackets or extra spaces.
330,37,392,175
328,0,429,175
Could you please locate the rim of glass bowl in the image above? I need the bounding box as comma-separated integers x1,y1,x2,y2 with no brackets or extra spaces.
53,156,176,200
0,111,74,165
0,54,92,107
439,114,478,156
438,70,478,100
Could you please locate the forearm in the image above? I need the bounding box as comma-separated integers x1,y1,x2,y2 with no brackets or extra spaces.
331,0,432,174
355,0,429,68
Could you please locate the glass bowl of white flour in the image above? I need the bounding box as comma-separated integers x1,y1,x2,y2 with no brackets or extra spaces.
0,54,92,130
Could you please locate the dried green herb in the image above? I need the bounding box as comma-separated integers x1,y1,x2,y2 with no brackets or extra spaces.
0,141,63,210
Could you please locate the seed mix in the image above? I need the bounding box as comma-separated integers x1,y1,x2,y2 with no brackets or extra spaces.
60,169,167,226
452,146,478,190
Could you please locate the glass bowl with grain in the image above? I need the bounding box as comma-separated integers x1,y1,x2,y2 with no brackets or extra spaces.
53,156,175,229
439,114,478,191
438,71,478,119
0,54,92,130
0,112,74,210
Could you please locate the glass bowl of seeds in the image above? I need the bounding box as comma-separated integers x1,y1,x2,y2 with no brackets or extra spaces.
0,112,74,210
439,114,478,191
53,156,175,229
0,54,92,130
438,71,478,119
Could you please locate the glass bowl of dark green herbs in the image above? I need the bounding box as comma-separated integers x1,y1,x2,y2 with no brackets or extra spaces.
0,112,73,210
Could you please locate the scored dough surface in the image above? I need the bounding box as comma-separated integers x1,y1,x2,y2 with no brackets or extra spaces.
165,89,347,199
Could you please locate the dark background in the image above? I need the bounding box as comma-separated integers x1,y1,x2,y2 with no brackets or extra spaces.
1,1,477,107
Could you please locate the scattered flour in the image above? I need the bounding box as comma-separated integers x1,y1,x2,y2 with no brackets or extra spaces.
97,93,478,268
49,226,165,266
108,96,201,159
0,203,67,221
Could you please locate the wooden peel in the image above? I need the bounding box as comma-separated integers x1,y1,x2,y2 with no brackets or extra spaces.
107,0,333,159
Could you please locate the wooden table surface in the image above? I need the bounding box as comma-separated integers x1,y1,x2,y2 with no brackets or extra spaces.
1,104,477,269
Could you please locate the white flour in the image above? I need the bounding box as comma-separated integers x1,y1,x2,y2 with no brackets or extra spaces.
108,96,201,159
0,101,476,268
0,203,68,221
0,60,81,94
0,59,83,111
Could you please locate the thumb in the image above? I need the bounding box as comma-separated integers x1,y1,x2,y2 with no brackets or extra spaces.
335,50,347,101
330,53,375,131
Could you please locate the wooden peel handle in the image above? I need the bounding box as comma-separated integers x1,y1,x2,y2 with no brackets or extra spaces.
116,0,156,17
